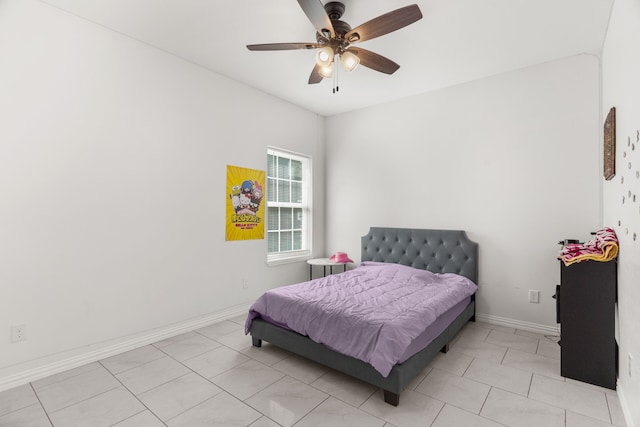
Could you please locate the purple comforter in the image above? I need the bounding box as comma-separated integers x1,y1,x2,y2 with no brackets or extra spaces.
245,262,477,377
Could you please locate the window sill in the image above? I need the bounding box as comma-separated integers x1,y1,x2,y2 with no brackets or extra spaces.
267,251,311,267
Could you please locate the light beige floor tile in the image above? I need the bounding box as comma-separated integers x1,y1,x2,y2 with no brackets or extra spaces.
529,374,610,423
481,387,565,427
31,362,102,389
295,396,385,427
485,330,538,354
137,372,222,421
100,345,165,374
10,319,629,427
606,393,627,426
515,329,550,340
245,376,328,427
228,314,248,325
166,391,261,427
112,410,165,427
464,358,532,396
360,389,444,427
416,368,490,414
210,359,284,400
156,333,221,361
502,347,562,380
194,320,241,339
220,330,292,365
216,329,252,351
431,404,505,427
250,416,282,427
565,377,616,394
567,411,618,427
115,356,190,395
242,342,292,366
48,386,144,427
0,403,51,427
34,365,120,413
428,348,474,376
451,325,491,343
473,322,516,334
311,370,377,408
272,354,329,384
0,383,38,417
182,345,250,379
449,335,507,363
536,338,561,359
153,331,201,349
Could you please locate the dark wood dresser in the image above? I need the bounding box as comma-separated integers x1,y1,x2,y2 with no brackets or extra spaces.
556,259,617,389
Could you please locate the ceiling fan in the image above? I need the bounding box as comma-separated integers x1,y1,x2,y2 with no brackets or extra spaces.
246,0,423,89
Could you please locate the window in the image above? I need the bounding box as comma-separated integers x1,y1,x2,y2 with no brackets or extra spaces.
267,147,312,263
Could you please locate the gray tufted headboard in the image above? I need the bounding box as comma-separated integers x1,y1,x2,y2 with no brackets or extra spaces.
361,227,479,284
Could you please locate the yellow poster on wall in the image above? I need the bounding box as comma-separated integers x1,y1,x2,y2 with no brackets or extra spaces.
226,165,265,241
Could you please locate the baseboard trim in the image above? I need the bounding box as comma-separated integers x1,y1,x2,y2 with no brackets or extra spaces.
0,303,251,392
475,313,560,336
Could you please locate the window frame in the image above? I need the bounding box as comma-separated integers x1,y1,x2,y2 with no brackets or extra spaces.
266,147,313,265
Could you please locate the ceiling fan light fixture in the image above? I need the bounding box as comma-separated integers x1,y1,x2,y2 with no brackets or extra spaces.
247,1,423,88
316,46,334,67
318,64,333,78
341,50,360,72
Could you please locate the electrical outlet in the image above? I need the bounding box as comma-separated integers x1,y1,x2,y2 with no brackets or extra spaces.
242,279,248,290
629,353,633,377
528,290,540,304
10,325,26,343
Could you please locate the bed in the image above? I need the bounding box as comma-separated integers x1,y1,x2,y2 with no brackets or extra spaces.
246,227,479,406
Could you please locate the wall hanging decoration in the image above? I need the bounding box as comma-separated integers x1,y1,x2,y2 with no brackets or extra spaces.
604,106,616,180
615,125,640,244
226,165,265,241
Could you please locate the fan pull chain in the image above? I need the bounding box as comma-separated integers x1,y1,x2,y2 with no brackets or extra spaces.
333,54,339,93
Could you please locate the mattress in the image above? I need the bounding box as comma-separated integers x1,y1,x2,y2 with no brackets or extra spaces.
398,296,469,362
246,262,477,376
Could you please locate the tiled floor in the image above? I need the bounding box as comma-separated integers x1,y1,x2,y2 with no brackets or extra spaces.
0,317,627,427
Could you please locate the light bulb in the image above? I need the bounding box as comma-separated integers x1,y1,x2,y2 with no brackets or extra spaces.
316,46,334,67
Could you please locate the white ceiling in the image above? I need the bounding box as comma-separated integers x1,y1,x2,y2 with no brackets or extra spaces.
40,0,613,116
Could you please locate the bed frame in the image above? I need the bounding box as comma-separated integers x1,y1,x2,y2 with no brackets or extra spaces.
249,227,479,406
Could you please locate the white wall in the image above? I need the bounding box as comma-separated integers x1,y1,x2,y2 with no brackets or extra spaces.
602,0,640,424
325,55,601,332
0,0,324,384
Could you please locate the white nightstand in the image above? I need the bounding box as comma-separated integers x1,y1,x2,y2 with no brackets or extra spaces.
306,258,350,280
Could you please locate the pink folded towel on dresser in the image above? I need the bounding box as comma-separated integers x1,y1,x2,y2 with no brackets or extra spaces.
559,228,619,266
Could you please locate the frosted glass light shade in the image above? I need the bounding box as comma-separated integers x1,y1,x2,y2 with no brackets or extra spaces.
341,50,360,72
318,64,333,78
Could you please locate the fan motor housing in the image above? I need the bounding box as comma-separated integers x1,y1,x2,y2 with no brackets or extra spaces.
324,2,345,20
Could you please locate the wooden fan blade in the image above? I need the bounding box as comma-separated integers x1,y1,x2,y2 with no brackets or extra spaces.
348,47,400,74
297,0,335,38
345,4,422,43
308,64,323,84
247,42,320,51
